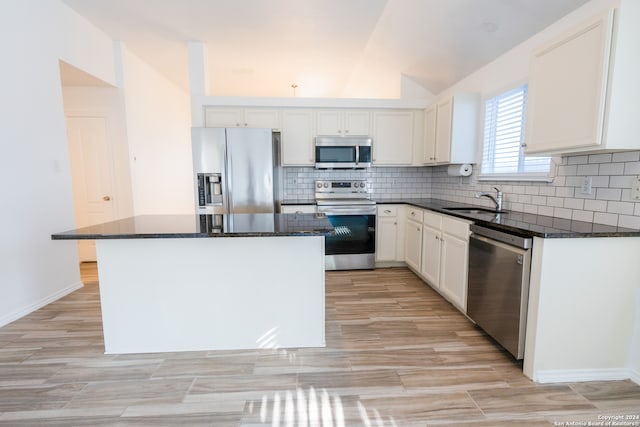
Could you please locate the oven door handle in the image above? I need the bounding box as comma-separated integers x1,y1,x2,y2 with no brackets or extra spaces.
317,205,376,215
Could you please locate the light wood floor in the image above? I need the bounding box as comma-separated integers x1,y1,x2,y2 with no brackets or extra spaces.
0,263,638,426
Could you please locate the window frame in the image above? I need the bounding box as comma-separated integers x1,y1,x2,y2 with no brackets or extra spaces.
478,83,553,182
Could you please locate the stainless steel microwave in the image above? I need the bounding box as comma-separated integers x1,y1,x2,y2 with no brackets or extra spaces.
315,136,373,169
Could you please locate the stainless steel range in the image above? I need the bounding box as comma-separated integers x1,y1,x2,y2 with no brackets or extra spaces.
315,180,376,270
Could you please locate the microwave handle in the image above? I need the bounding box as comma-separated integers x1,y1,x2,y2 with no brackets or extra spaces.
355,145,359,166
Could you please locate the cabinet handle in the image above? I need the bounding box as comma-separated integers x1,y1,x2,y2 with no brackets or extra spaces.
244,123,248,127
235,123,240,127
521,143,527,147
384,210,391,213
394,221,397,225
345,130,349,134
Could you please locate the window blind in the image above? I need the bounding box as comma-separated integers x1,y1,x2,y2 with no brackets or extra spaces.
481,85,550,179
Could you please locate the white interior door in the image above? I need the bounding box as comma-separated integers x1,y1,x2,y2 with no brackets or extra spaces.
66,115,116,262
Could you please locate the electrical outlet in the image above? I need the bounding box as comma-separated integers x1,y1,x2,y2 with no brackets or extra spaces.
580,176,592,195
632,176,640,200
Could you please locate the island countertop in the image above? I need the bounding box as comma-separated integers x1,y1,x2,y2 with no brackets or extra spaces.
51,213,334,240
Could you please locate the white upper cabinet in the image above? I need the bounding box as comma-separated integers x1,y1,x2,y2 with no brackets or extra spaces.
205,107,281,130
423,94,478,165
525,4,640,155
423,104,437,163
315,110,370,136
281,110,314,166
372,110,415,166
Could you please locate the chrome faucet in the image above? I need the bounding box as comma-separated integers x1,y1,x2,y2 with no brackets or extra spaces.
475,187,504,212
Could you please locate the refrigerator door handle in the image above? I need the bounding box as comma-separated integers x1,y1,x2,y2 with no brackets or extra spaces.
225,133,233,214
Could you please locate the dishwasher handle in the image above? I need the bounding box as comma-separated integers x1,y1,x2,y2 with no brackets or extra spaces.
470,224,532,249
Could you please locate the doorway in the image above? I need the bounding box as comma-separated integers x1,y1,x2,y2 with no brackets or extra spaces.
59,61,134,262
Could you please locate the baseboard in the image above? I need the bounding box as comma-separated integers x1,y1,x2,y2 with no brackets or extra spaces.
534,368,634,384
629,367,640,385
374,261,406,268
0,281,84,327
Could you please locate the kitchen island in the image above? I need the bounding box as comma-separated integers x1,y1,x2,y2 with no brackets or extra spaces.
52,213,333,354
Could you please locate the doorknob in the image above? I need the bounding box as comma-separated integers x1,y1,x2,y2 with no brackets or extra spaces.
103,196,111,201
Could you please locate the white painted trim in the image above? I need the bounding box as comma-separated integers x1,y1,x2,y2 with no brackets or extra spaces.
0,282,84,327
534,368,633,384
629,368,640,385
200,95,429,110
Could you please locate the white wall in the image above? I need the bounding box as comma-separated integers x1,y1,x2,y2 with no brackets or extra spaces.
119,46,193,215
0,1,117,326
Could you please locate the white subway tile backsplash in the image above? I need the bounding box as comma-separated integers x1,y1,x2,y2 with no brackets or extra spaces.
584,199,608,212
564,198,584,210
598,162,624,175
577,164,599,175
624,162,640,175
613,152,640,162
558,165,578,176
547,196,564,207
588,153,612,164
607,201,635,215
595,188,622,201
555,186,575,197
568,155,589,165
590,175,610,188
554,207,573,219
284,150,640,229
618,215,640,229
593,212,619,226
609,175,634,188
572,210,594,222
539,186,556,197
538,206,554,217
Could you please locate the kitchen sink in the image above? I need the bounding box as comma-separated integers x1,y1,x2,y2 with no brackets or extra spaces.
443,207,506,214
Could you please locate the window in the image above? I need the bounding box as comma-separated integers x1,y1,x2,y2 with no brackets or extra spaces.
480,84,551,181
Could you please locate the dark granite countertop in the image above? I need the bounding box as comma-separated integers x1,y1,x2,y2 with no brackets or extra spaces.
375,198,640,238
51,214,334,240
281,199,317,205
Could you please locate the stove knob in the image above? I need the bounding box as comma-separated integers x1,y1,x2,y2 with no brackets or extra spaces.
316,183,322,189
324,183,329,188
360,182,366,188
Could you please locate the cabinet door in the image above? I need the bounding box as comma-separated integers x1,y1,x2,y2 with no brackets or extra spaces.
525,10,614,154
404,219,422,271
315,110,342,136
372,111,414,165
423,104,437,164
344,111,371,135
376,216,397,261
281,110,314,166
440,233,468,311
244,109,281,130
435,98,452,163
204,108,244,127
420,224,441,287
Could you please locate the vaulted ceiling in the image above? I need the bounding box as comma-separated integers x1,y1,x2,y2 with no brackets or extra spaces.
62,0,591,98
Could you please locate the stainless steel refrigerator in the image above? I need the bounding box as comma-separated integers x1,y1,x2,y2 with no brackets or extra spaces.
192,127,280,215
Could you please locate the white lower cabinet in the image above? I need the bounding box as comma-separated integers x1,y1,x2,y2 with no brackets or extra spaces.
420,211,443,287
404,218,422,272
403,206,471,312
280,205,316,214
376,205,405,262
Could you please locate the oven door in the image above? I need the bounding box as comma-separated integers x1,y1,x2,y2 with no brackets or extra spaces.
317,204,376,270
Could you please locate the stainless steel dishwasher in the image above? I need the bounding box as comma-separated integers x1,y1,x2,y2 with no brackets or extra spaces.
467,224,532,359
